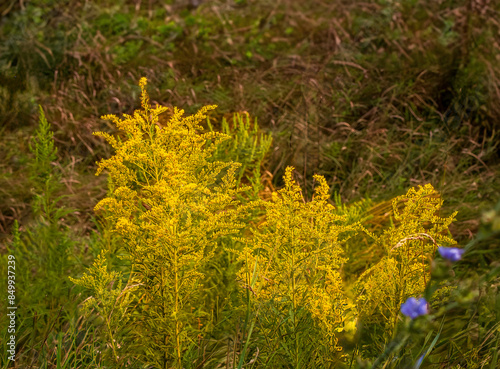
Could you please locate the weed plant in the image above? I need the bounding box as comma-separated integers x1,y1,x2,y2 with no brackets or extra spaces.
0,106,99,368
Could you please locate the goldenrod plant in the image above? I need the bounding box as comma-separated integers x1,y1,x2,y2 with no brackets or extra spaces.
228,166,361,367
351,184,458,349
70,250,134,365
71,77,260,368
363,201,498,369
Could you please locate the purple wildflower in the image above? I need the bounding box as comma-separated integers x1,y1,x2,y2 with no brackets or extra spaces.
438,247,465,262
401,297,428,319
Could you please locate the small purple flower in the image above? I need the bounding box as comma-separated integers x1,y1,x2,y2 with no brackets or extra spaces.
438,247,465,262
401,297,428,319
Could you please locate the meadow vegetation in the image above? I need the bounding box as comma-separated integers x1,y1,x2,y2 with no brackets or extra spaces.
0,0,499,368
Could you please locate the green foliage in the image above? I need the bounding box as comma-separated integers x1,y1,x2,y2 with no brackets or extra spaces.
205,111,273,203
0,108,89,368
28,105,73,225
29,105,58,181
0,0,80,117
111,40,144,66
95,12,131,37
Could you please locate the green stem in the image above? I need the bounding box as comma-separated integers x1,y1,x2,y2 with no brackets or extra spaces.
105,317,119,362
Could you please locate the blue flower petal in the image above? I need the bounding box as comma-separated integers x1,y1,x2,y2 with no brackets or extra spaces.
438,247,465,262
401,297,428,319
416,298,428,316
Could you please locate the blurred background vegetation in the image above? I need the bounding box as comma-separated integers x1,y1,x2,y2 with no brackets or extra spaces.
0,0,499,367
0,0,498,243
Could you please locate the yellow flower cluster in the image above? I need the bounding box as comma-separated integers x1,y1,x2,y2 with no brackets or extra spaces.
72,76,460,366
230,166,361,356
352,183,457,338
78,77,257,367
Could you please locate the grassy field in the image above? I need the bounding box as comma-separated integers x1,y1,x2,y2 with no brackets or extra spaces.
0,0,499,368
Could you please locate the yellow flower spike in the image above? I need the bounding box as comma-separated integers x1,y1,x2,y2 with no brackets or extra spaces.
139,77,150,114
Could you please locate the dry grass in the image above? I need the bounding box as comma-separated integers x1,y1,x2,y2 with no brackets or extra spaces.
0,0,498,264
